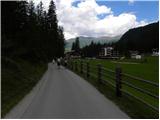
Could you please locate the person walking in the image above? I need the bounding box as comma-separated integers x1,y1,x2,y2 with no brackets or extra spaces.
57,58,61,69
52,58,55,64
64,59,67,67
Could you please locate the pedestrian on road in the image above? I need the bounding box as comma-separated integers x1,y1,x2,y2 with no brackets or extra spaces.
57,58,61,69
52,58,55,64
64,59,67,67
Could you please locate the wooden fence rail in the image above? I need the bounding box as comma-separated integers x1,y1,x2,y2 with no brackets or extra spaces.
68,60,159,112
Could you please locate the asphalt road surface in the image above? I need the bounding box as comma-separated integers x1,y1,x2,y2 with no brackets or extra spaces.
5,63,129,119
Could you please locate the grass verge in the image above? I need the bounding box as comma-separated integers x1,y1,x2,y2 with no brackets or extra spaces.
1,58,47,118
68,56,158,118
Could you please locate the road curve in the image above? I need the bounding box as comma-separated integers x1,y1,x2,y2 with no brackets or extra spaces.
5,63,129,119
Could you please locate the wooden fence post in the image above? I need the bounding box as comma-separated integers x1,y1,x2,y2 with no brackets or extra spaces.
70,61,71,69
72,61,74,70
69,61,70,69
71,61,72,69
75,61,77,71
77,62,79,72
73,61,74,70
81,61,83,74
116,66,122,97
97,64,102,84
87,62,90,78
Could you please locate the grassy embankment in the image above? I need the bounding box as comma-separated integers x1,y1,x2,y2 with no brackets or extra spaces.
70,56,158,118
1,58,47,118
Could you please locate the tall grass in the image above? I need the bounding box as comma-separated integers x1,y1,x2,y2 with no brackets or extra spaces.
1,58,47,117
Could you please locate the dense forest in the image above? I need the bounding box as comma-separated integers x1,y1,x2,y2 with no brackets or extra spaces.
71,39,113,57
65,36,120,51
115,22,159,55
71,37,80,52
2,1,65,117
81,41,106,57
2,0,65,63
71,37,104,57
79,22,159,57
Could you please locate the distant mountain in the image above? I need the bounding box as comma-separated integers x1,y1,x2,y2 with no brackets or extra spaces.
65,36,121,51
115,22,159,54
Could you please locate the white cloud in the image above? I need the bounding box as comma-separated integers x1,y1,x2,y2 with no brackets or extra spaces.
128,0,134,4
33,0,148,40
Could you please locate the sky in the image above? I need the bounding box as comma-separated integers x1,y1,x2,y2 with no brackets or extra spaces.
33,0,159,40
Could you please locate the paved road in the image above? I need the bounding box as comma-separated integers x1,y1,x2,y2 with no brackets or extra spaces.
5,63,129,119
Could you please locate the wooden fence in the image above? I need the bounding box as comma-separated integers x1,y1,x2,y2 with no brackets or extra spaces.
67,60,159,112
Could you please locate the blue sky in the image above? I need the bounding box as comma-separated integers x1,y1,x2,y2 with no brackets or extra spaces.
73,1,159,22
34,0,159,39
34,0,158,39
35,0,159,39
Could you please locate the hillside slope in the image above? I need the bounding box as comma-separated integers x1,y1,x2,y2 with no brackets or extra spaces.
115,22,159,53
65,36,121,51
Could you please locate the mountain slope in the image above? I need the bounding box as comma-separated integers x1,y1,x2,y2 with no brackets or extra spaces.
115,22,159,53
65,36,121,51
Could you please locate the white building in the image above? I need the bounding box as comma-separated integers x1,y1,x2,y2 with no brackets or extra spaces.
152,48,159,56
135,55,142,59
99,47,119,58
104,47,113,56
130,51,142,59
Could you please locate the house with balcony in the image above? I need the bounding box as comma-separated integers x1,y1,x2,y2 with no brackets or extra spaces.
99,47,119,59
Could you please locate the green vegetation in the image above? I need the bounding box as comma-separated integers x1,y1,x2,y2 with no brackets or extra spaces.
85,56,158,82
65,36,120,51
1,58,47,117
69,56,159,118
2,0,65,63
2,0,64,117
115,22,159,54
71,37,80,52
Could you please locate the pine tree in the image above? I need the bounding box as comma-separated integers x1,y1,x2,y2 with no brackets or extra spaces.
27,1,39,60
75,37,80,52
47,0,59,60
47,0,58,30
2,1,28,58
35,1,48,61
36,1,44,27
2,0,65,62
57,26,65,57
71,42,75,51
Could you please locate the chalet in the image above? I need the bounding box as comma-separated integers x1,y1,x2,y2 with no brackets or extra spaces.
130,51,138,59
135,55,142,59
152,48,159,56
130,51,141,59
99,47,119,59
65,50,81,59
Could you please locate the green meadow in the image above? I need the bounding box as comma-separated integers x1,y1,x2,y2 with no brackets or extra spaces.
71,56,159,118
1,59,47,117
83,56,158,82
